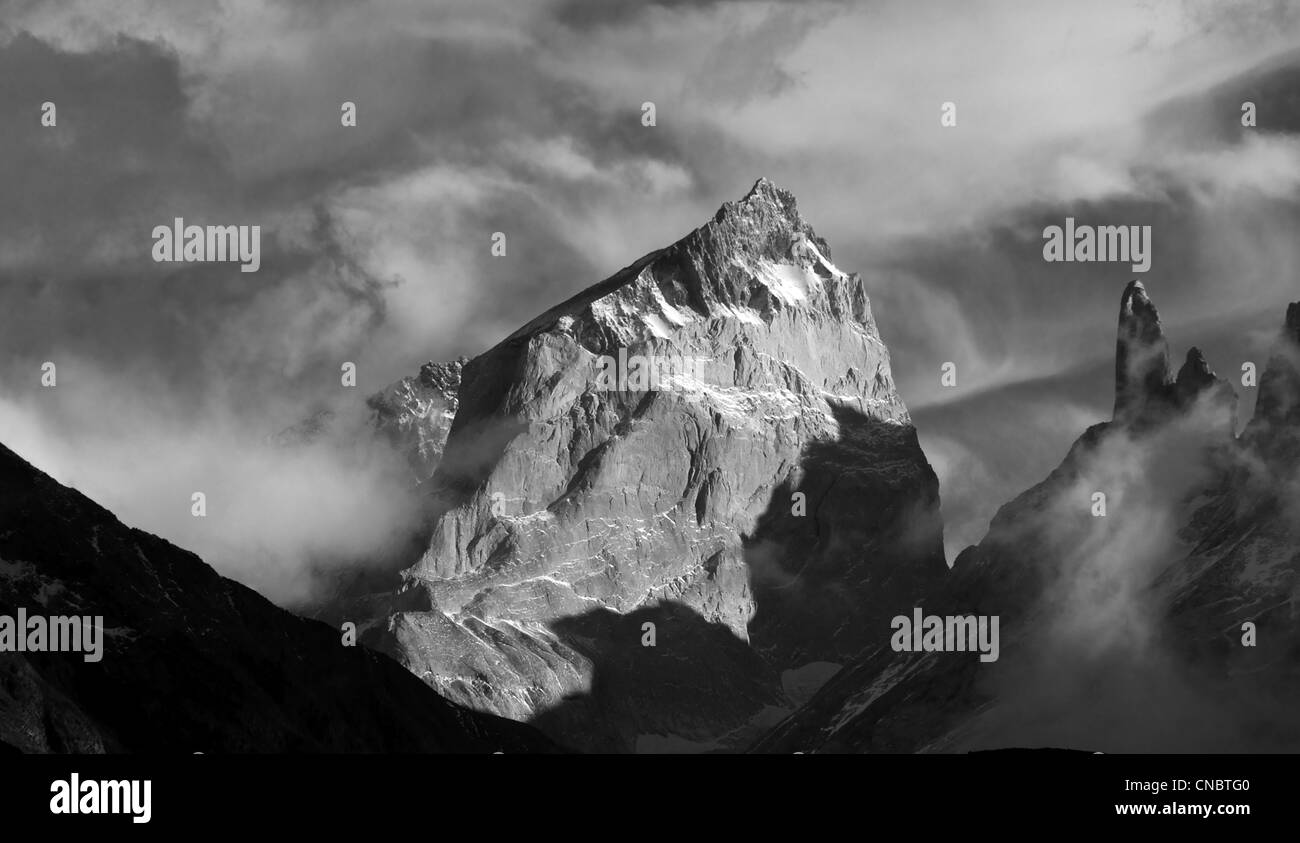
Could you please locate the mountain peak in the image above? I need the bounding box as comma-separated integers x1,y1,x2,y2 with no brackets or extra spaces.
1114,279,1173,422
1175,346,1211,384
708,177,823,257
1174,345,1237,428
350,178,937,750
1253,300,1300,428
1112,282,1236,429
741,176,790,203
506,179,859,351
1117,279,1159,326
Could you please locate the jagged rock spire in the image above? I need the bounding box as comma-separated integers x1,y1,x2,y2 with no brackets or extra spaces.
1174,347,1216,404
1253,301,1300,427
1112,280,1236,430
1114,280,1173,422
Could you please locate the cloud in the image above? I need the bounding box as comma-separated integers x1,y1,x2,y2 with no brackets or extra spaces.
0,359,424,606
551,0,830,33
916,376,1105,560
953,392,1293,751
1164,132,1300,200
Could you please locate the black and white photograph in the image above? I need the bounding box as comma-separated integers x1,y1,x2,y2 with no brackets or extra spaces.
0,0,1295,827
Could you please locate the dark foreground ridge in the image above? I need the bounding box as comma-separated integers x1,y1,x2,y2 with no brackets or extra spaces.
0,442,556,753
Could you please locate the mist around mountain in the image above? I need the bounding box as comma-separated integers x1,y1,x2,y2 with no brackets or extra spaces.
303,179,947,752
293,182,1299,754
0,440,557,754
3,180,1297,755
755,283,1300,753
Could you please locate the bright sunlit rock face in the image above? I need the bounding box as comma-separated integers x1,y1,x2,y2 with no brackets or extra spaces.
327,180,947,752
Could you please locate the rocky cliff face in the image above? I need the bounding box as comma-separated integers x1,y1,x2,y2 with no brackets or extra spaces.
271,359,464,487
1114,281,1238,429
0,442,555,754
755,282,1300,753
366,359,466,484
1251,302,1300,433
339,179,947,752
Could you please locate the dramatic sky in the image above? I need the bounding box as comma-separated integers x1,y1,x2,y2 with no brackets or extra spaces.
2,0,1300,600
